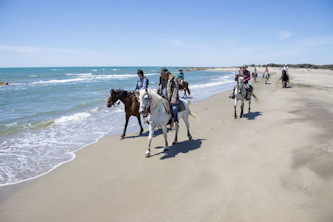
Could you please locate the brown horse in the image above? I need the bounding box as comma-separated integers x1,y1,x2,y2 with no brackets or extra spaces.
107,88,143,139
177,79,191,98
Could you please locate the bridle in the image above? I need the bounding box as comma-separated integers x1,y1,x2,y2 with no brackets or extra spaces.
109,90,134,107
140,90,156,115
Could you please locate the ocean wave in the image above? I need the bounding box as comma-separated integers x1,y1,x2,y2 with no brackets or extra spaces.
66,73,92,76
92,70,97,72
32,73,139,85
190,80,234,89
112,69,118,71
51,69,57,71
54,112,91,124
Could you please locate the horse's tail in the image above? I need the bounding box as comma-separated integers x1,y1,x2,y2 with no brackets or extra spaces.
189,111,198,121
187,87,191,95
252,92,260,105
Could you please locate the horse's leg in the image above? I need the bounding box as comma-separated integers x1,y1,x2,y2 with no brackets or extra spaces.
173,127,179,145
248,97,251,113
136,114,143,135
240,99,244,118
121,113,130,139
234,98,238,119
184,90,187,98
183,111,192,140
146,124,155,157
162,124,168,151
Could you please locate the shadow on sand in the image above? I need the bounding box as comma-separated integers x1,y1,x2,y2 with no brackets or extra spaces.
150,138,205,160
242,111,262,120
125,127,172,139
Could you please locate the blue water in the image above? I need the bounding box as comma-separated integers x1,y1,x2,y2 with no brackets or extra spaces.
0,67,236,186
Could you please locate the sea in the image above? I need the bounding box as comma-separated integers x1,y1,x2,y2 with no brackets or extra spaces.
0,66,236,187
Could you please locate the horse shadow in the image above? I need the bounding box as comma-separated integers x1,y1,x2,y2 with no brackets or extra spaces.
151,138,205,160
125,127,171,139
242,111,262,120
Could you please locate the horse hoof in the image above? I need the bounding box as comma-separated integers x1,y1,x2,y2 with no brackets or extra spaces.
120,136,124,140
173,141,178,145
145,153,150,158
234,115,237,119
163,148,168,152
188,135,192,140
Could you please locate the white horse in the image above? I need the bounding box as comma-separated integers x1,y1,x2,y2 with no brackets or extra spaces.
264,72,270,84
138,88,197,158
234,76,247,119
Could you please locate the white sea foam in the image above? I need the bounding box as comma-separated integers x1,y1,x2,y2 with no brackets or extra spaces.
29,75,37,77
33,73,138,85
191,80,234,89
5,122,18,127
102,69,105,70
51,69,57,71
66,73,92,76
112,69,118,71
92,70,97,72
54,112,91,124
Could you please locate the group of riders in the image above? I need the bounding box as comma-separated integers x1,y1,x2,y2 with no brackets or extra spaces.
133,68,186,130
132,64,290,130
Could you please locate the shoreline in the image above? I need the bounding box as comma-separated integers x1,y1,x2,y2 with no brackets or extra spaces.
1,68,333,221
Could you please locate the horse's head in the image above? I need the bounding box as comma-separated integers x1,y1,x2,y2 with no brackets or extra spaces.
236,76,245,94
138,88,150,114
107,88,122,107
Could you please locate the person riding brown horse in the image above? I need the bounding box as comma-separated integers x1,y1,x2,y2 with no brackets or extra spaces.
177,70,191,98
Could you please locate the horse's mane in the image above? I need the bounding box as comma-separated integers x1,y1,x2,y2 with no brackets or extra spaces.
148,89,162,107
112,89,133,98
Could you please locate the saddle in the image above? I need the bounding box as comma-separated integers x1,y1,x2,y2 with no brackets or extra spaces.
161,97,187,114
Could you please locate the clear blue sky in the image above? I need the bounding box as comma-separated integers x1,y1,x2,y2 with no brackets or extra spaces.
0,0,332,67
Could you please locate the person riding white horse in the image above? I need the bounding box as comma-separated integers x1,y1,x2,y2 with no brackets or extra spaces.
229,64,252,100
156,67,180,130
137,87,196,157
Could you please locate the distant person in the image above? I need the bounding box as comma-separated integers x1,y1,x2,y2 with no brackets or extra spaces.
253,67,257,74
264,66,269,78
229,64,251,100
283,64,289,73
177,69,185,87
133,69,148,91
156,67,179,130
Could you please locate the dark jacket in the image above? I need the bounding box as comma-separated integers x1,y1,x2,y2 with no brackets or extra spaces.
156,73,179,104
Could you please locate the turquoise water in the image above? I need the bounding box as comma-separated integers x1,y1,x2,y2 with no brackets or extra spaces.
0,67,235,186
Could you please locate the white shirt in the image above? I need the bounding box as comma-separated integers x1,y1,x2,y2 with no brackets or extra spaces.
283,66,289,72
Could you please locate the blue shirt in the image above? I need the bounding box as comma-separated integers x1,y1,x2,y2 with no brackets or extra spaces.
134,76,148,91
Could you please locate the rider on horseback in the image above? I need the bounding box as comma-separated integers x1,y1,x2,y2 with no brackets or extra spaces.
177,69,185,87
229,64,252,100
134,69,148,91
156,67,180,130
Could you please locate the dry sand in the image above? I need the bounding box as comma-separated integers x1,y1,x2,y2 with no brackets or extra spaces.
1,68,333,222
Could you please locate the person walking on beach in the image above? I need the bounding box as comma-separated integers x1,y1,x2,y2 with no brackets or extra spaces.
264,66,269,78
229,64,251,99
134,69,148,91
156,67,180,130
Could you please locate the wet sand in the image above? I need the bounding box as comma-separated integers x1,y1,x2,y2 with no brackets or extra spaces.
1,68,333,222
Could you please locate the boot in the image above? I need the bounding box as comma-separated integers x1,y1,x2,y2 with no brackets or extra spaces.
171,122,179,130
229,89,235,99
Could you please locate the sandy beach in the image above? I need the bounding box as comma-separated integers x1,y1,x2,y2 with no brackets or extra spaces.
1,68,333,221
